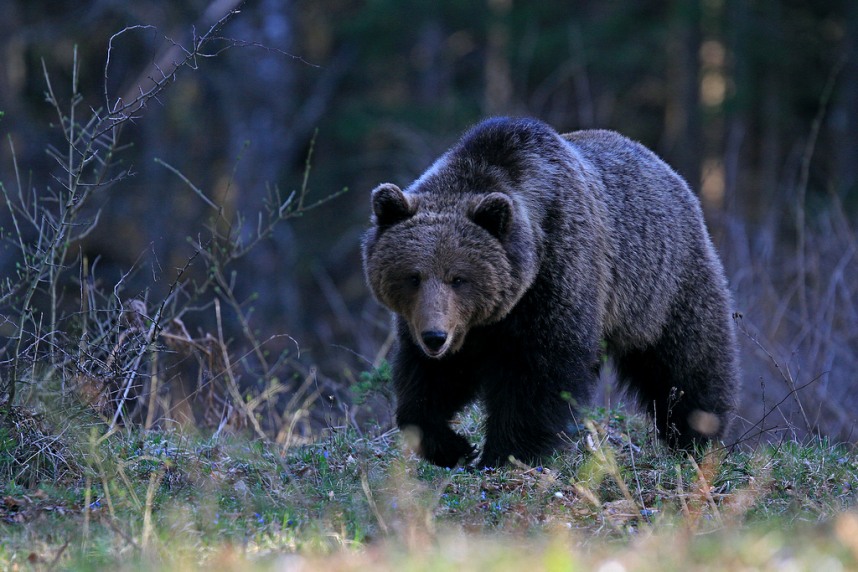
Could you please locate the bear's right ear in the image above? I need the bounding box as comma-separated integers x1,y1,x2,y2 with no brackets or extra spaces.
371,183,413,227
470,192,513,239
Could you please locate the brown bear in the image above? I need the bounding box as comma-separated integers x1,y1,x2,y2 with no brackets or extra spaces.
362,117,739,468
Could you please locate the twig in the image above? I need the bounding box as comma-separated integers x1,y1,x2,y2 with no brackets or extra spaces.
735,315,815,435
141,464,166,549
214,298,269,442
155,157,223,213
795,56,845,323
360,467,390,535
109,247,202,432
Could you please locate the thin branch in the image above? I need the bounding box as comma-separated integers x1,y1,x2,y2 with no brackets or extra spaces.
155,158,222,213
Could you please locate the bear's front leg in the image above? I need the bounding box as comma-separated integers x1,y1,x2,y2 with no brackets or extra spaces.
477,339,598,468
392,340,479,468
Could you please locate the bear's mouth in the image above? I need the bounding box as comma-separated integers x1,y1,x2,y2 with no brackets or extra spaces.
423,346,448,359
414,329,464,359
418,339,451,359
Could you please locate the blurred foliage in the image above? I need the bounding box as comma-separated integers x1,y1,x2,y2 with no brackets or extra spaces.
0,0,855,438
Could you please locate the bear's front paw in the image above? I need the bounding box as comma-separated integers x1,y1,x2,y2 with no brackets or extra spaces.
421,431,477,468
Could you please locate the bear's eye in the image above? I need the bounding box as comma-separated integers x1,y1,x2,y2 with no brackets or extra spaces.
407,274,421,288
450,277,467,288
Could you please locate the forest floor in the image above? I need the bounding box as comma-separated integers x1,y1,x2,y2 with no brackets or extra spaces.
2,403,857,571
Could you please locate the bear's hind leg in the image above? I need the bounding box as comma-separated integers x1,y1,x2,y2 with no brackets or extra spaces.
614,284,738,448
615,345,733,447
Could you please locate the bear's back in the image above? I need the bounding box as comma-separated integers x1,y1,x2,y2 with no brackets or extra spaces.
562,129,716,346
562,129,708,249
562,130,697,209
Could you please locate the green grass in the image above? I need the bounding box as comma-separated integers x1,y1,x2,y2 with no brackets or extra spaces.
1,404,857,570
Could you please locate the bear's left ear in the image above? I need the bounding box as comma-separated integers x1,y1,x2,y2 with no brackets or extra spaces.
470,192,513,239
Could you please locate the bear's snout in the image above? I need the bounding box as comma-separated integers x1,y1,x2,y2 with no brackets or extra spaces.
421,330,448,353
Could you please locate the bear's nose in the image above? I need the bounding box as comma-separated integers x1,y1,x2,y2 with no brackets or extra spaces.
421,330,447,352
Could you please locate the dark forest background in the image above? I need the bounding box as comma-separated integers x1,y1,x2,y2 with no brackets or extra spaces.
1,0,855,445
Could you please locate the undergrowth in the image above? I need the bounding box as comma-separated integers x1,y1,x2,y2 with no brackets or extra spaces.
1,405,857,570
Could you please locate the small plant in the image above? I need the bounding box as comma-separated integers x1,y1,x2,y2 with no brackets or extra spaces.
352,360,393,406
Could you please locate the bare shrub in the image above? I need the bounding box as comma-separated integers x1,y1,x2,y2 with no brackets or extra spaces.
0,9,343,465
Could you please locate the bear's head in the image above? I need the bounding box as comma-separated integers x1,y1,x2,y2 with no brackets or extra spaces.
362,181,535,359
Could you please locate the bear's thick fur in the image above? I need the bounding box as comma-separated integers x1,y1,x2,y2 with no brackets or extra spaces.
362,117,739,468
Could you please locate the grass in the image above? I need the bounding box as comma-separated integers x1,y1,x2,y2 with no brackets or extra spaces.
1,403,856,570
